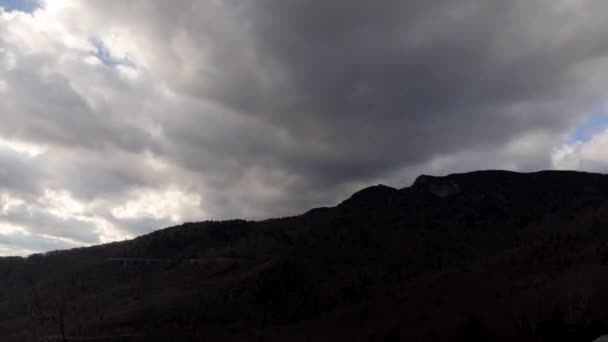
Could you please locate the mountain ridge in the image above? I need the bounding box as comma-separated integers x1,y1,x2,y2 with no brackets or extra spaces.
2,169,608,341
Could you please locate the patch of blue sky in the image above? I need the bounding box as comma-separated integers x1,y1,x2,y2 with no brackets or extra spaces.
0,0,41,13
92,38,135,68
567,105,608,143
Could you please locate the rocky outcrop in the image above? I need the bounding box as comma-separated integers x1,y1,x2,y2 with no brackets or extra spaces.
412,175,461,197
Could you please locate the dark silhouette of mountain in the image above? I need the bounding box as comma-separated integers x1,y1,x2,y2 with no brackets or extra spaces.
3,170,608,341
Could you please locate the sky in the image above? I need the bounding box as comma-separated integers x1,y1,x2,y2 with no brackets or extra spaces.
1,0,608,255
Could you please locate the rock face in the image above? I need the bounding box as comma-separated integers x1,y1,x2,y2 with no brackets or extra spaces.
413,174,461,197
593,336,608,342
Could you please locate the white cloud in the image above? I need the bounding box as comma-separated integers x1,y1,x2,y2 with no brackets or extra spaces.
0,137,47,157
552,127,608,172
0,193,24,215
111,188,202,223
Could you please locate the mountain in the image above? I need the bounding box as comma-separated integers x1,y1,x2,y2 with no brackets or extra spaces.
2,170,608,341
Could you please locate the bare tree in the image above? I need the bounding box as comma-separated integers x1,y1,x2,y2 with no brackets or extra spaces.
30,287,68,342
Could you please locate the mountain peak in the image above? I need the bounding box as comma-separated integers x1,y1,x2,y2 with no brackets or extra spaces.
339,184,398,207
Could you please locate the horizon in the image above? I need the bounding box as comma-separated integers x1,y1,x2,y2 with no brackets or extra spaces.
1,168,604,258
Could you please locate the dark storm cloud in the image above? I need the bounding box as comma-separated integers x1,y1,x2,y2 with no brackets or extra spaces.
148,0,608,189
74,0,608,220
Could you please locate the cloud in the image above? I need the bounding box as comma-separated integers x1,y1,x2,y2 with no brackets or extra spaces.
1,0,608,254
0,228,79,256
2,202,100,244
553,127,608,172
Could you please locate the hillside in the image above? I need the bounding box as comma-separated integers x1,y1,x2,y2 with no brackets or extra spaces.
2,170,608,341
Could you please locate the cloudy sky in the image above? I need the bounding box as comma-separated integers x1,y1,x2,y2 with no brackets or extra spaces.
1,0,608,255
